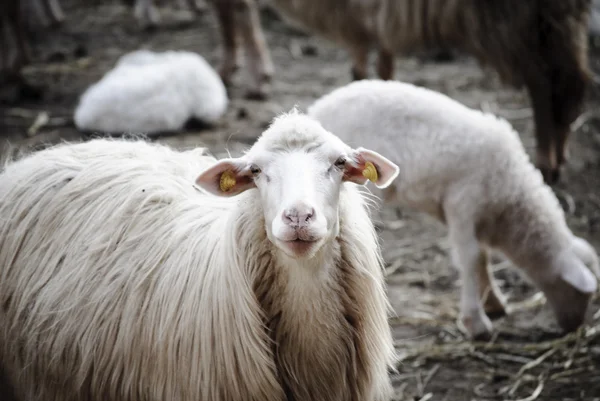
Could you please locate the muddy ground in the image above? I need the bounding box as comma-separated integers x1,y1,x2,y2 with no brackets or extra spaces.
1,1,600,400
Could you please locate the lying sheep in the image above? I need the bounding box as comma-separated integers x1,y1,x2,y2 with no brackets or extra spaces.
0,109,399,401
74,49,228,135
214,0,591,183
308,79,600,340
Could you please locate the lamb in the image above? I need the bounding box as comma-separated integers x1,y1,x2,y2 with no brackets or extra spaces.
307,79,600,340
73,49,228,135
0,109,399,401
212,0,591,184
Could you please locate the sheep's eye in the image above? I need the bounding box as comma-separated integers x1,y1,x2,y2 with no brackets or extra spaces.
250,165,261,175
334,157,346,169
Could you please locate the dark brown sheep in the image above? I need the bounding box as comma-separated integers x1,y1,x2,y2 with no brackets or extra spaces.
213,0,592,183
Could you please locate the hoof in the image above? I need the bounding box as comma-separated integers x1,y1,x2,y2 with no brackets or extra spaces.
461,313,494,341
486,306,508,320
350,67,367,81
483,294,508,320
219,65,240,88
245,89,269,101
538,165,561,185
245,77,272,101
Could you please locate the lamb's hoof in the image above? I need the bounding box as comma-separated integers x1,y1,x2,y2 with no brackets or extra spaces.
460,314,493,341
485,305,508,320
483,295,508,320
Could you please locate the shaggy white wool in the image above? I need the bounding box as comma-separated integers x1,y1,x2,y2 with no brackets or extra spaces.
73,49,228,135
308,79,599,339
0,110,398,401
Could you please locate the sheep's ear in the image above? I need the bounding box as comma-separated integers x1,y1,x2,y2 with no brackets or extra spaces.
344,147,399,189
195,158,256,197
561,261,598,294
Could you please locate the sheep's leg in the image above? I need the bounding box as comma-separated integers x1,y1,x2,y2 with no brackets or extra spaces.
7,0,31,71
555,122,573,172
212,0,241,87
235,0,274,100
134,0,160,29
41,0,65,26
449,228,493,340
0,21,8,77
350,46,368,81
376,48,394,80
526,80,558,184
475,253,507,319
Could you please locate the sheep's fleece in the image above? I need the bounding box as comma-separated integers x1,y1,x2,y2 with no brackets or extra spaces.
0,119,397,400
73,49,228,134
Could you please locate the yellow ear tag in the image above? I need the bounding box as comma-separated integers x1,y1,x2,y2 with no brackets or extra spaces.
362,162,378,183
219,170,237,192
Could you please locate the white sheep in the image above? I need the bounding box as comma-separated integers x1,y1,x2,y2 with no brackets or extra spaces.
307,79,600,340
73,49,228,136
0,109,399,401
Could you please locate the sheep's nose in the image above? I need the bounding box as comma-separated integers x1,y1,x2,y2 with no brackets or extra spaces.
282,203,316,227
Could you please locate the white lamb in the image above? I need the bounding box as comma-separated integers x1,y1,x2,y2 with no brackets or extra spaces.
0,109,399,401
307,79,600,340
73,49,228,135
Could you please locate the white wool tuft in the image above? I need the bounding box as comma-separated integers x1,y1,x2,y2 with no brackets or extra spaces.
73,49,228,135
308,79,599,339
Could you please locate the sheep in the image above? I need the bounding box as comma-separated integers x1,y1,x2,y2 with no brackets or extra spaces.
73,49,228,136
307,79,600,341
0,109,400,401
212,0,592,184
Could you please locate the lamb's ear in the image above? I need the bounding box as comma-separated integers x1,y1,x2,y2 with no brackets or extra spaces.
195,158,256,197
561,260,598,294
344,147,399,189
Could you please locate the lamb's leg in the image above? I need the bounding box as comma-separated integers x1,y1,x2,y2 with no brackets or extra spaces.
350,46,368,81
212,0,241,88
235,0,273,100
376,48,394,80
449,227,493,340
475,253,507,319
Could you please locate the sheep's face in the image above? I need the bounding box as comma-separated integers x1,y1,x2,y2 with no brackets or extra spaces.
195,112,399,259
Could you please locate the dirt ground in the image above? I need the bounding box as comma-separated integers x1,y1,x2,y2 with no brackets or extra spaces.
2,2,600,400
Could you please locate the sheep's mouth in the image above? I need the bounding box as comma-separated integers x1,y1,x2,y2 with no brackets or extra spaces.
282,238,319,256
